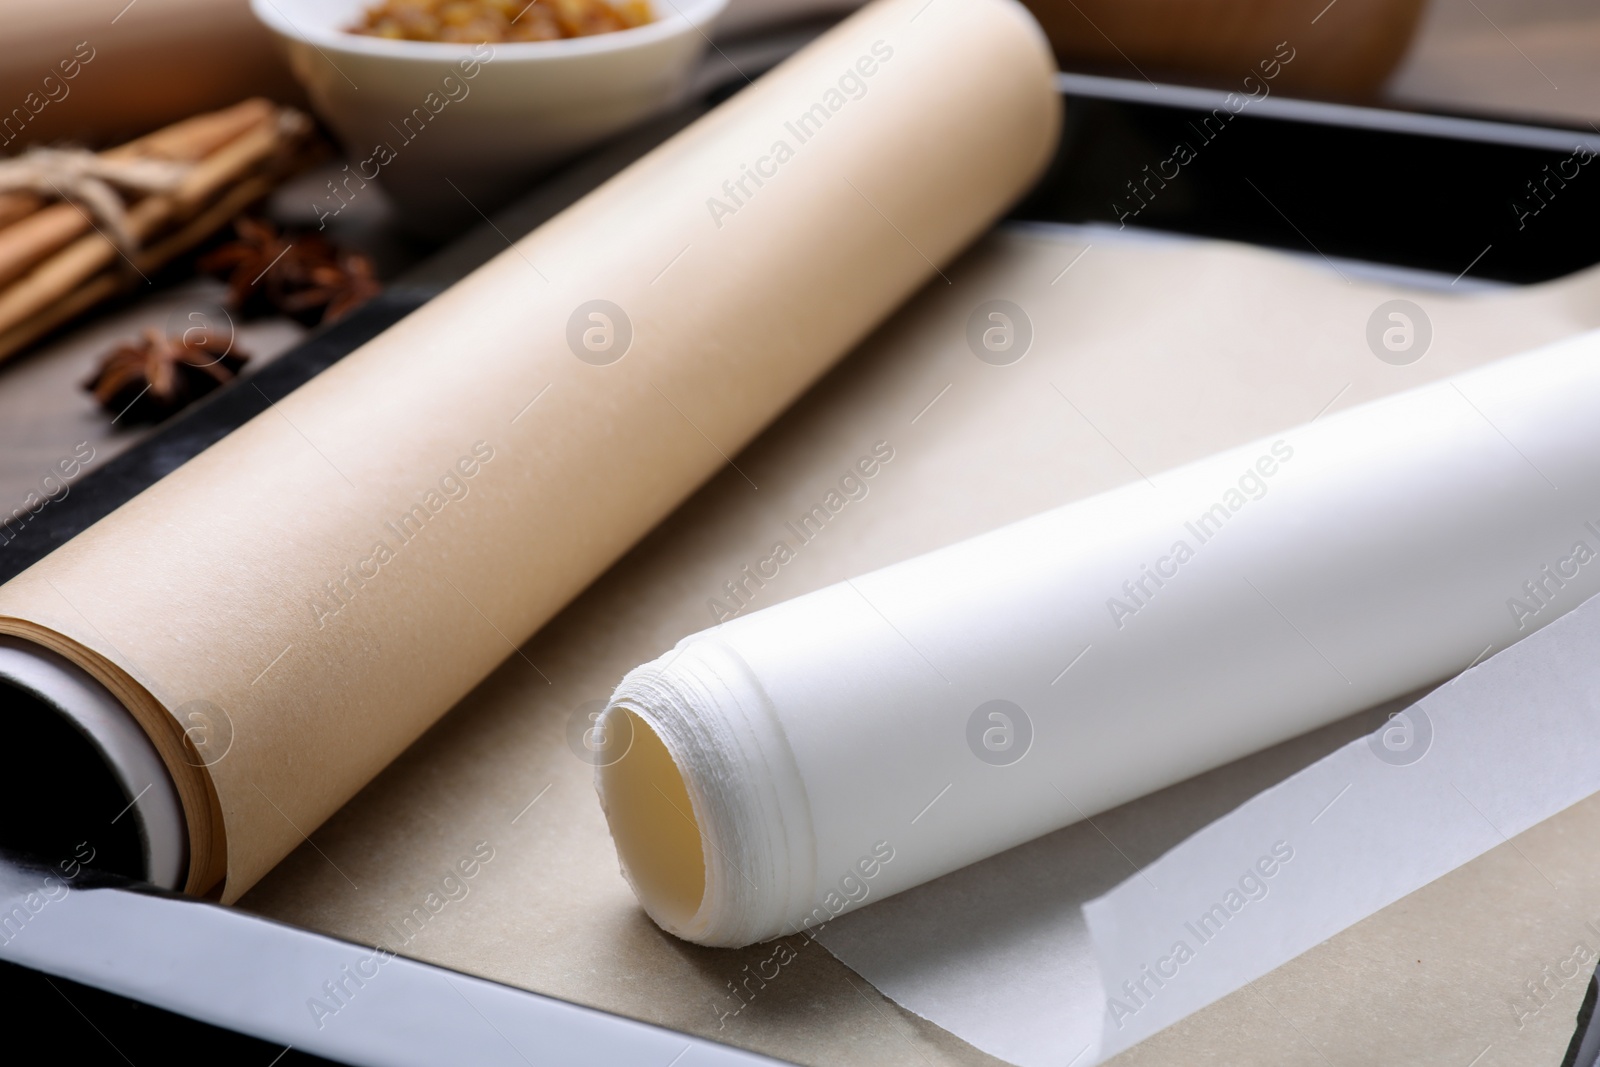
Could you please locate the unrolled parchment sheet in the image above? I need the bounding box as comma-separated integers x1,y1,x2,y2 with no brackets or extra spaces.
0,0,1060,900
231,224,1600,1067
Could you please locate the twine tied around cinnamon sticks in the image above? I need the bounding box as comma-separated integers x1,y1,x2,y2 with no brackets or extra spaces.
0,148,190,251
0,99,314,367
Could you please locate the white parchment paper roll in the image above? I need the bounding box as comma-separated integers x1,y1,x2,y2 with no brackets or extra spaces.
600,331,1600,946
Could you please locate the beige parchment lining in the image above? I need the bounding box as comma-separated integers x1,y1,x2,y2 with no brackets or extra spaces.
0,0,1061,902
240,225,1600,1066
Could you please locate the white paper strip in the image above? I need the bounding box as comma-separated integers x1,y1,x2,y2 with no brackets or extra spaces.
1087,572,1600,1059
816,585,1600,1067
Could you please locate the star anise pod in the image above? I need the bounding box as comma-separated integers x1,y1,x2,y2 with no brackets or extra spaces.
278,249,382,325
84,327,249,424
199,216,297,316
199,217,381,326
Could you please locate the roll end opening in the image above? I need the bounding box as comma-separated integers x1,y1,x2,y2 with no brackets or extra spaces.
0,637,187,889
596,709,706,934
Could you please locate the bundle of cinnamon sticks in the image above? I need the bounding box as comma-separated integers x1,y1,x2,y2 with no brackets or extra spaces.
0,98,312,366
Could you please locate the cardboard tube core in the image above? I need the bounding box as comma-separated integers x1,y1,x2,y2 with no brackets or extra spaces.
598,711,706,931
0,637,186,889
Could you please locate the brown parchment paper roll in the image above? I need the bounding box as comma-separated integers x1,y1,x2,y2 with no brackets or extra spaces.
0,0,1059,901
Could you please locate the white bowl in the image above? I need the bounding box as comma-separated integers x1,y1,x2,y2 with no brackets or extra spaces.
251,0,726,231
